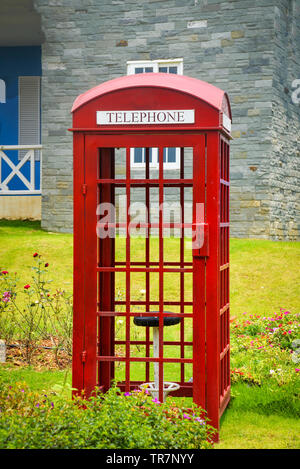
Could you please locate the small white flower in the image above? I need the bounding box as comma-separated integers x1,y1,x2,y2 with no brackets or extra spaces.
269,369,275,374
140,289,146,294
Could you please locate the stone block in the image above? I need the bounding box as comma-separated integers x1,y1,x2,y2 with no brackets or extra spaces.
0,340,6,363
231,30,245,39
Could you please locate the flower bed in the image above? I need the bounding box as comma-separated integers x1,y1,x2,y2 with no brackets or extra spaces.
0,382,215,449
230,309,300,387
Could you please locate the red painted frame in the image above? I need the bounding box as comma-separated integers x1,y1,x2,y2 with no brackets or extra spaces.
71,73,231,440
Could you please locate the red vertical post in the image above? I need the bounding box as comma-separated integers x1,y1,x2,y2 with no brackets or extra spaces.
72,132,85,396
205,132,221,439
145,148,150,383
180,147,185,384
125,147,131,392
83,137,99,397
192,136,206,410
158,146,164,403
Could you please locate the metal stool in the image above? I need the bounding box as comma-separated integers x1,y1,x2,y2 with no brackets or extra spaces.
133,313,182,401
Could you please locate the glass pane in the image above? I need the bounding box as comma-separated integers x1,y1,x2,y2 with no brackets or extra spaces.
159,67,168,73
145,67,153,73
114,148,126,179
167,148,176,163
134,148,143,163
163,148,167,163
135,67,144,74
169,67,178,74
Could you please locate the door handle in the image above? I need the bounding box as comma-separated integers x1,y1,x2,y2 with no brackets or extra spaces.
192,223,209,257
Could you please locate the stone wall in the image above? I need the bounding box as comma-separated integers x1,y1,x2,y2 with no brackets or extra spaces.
33,0,300,239
269,0,300,240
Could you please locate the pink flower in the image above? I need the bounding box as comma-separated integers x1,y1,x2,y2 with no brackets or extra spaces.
33,252,38,258
2,292,11,303
24,284,31,289
1,271,8,275
194,417,205,424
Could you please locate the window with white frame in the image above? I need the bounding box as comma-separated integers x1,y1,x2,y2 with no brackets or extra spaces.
127,58,183,76
127,59,183,169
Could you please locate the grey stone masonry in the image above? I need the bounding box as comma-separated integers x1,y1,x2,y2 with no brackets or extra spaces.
0,340,6,363
33,0,300,240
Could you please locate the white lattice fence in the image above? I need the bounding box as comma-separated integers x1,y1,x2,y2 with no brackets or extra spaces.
0,145,42,195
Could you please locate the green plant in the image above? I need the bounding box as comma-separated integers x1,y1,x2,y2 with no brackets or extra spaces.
230,310,300,387
0,254,73,367
0,383,215,449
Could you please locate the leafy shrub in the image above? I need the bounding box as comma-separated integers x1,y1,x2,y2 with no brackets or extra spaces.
0,383,215,449
0,254,72,366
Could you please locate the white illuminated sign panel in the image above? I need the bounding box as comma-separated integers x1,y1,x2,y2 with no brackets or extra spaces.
97,109,195,125
222,114,231,133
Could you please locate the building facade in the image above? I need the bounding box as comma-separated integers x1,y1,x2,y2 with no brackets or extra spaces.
0,0,299,239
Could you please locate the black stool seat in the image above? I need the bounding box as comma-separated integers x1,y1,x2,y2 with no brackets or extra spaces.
133,313,182,327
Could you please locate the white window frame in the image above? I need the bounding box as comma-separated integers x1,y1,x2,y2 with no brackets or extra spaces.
127,58,183,76
127,59,183,170
130,147,157,169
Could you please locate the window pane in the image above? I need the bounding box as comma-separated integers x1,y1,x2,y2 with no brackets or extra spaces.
135,67,144,74
169,67,178,74
134,148,143,163
159,67,168,73
145,67,153,73
163,148,167,163
167,148,176,163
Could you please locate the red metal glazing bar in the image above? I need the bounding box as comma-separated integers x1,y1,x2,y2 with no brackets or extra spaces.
96,266,193,273
97,311,193,318
180,147,185,383
115,261,193,266
159,146,164,403
125,146,131,392
115,300,193,306
96,356,193,364
97,178,193,186
145,147,150,382
115,340,193,346
96,222,194,229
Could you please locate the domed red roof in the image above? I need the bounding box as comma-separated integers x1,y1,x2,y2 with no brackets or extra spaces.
71,73,231,118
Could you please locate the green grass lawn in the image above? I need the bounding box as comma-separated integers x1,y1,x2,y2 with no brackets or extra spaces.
0,220,299,449
0,219,299,318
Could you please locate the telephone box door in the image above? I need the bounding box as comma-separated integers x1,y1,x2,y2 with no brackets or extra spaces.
73,133,207,407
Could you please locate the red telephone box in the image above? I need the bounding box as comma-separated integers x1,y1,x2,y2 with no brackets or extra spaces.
70,73,231,439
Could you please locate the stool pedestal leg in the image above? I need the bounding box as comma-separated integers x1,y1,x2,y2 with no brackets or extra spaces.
153,327,160,397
